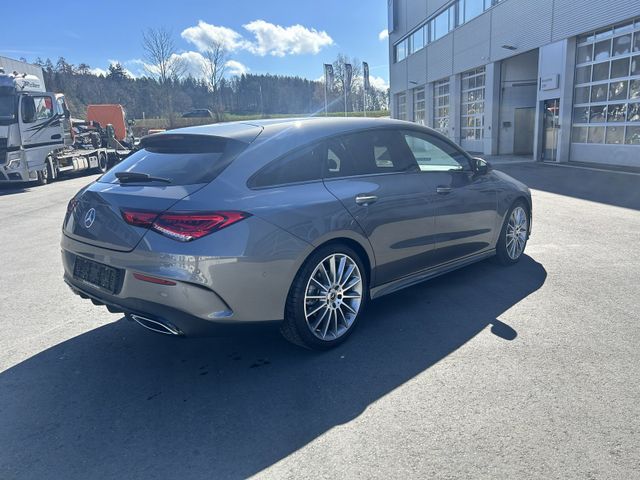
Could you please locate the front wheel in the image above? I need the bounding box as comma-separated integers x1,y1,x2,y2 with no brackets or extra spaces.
494,201,529,265
281,245,367,350
36,166,49,186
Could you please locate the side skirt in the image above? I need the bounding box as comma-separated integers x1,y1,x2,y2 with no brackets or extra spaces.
369,249,496,300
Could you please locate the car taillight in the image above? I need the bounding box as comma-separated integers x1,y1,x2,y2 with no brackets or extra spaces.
121,209,250,242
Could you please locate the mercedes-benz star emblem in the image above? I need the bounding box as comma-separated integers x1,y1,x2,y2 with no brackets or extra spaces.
84,208,96,228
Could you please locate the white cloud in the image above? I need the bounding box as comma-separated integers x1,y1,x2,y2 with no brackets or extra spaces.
243,20,333,56
225,60,248,76
378,29,389,41
181,21,249,52
181,20,334,57
150,51,248,79
369,75,389,90
170,51,208,77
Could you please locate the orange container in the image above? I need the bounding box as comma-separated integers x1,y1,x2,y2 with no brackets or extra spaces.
86,104,128,141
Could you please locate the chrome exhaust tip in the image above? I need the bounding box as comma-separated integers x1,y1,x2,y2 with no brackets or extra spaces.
129,314,183,336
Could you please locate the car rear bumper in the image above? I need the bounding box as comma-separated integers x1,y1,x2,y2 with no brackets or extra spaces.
63,277,280,336
60,215,313,335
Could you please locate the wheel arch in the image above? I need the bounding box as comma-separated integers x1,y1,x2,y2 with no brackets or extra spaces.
292,235,375,293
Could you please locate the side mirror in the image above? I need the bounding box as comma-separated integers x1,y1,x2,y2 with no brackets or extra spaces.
473,157,491,175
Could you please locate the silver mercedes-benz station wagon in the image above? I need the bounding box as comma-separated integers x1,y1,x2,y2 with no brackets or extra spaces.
61,117,531,349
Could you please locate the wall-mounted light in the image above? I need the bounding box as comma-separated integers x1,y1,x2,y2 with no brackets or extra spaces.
501,44,517,51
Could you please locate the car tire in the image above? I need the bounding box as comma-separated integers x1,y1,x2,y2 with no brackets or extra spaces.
494,200,529,265
281,244,368,350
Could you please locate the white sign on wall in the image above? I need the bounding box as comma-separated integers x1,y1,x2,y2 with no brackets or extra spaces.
540,74,559,91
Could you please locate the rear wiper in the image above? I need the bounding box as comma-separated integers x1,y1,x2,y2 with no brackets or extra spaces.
115,172,171,184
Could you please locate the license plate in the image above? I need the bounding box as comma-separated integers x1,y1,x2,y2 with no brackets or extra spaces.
73,256,122,294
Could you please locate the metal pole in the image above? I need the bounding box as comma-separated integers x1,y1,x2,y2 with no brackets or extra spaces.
324,80,328,117
344,82,347,117
363,87,367,117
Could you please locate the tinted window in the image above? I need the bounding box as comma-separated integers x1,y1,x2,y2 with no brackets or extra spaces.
100,134,243,185
250,143,323,188
323,137,352,178
338,129,419,176
403,131,471,172
0,95,16,119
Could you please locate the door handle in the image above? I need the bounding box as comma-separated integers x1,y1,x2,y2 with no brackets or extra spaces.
51,134,62,140
355,194,378,206
436,186,452,194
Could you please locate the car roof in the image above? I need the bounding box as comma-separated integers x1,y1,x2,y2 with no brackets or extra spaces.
163,116,428,145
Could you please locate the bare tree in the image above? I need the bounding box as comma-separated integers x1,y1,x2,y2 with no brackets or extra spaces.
142,27,186,125
141,27,186,84
201,42,228,121
331,54,362,113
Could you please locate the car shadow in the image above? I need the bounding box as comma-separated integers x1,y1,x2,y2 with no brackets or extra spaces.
0,256,546,479
497,162,640,211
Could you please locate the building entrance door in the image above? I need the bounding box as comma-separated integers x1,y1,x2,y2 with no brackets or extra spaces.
514,107,535,155
542,99,560,162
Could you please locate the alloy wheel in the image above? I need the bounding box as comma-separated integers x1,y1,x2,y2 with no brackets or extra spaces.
304,253,363,341
506,206,528,260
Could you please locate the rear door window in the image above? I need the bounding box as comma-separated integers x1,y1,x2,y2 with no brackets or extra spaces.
100,134,245,185
249,143,323,188
338,129,420,176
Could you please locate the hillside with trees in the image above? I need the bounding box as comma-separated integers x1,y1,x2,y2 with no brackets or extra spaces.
24,53,388,124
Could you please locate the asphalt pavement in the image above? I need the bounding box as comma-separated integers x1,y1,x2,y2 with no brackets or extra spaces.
0,163,638,479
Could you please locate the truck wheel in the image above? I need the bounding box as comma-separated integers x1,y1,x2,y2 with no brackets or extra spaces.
98,152,109,173
36,167,49,186
46,158,58,182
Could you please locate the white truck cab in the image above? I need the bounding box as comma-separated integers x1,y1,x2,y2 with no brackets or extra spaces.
0,70,71,183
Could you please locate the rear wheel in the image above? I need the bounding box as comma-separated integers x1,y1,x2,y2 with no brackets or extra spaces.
281,245,367,350
494,201,529,265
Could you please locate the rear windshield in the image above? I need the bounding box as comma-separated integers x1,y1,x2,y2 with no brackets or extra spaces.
99,134,246,185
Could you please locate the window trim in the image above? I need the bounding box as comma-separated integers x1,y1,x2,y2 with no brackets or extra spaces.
247,125,475,189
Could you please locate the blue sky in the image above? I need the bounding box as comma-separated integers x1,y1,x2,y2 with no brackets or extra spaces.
0,0,390,88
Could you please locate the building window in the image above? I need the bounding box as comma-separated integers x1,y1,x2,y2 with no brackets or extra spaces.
413,87,426,124
572,18,640,146
458,0,484,24
433,78,450,136
460,67,486,141
430,6,454,42
409,26,426,54
396,92,407,120
392,0,504,63
394,39,407,62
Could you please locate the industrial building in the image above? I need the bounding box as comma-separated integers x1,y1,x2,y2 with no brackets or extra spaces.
388,0,640,167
